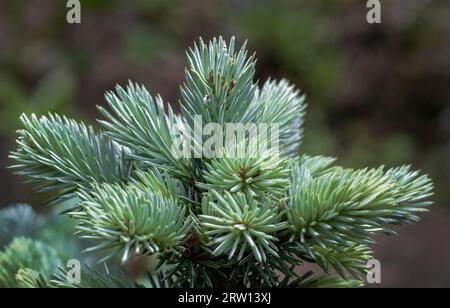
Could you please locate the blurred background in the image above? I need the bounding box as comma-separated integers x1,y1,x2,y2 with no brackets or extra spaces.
0,0,449,287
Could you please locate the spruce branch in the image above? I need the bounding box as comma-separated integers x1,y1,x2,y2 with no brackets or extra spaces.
131,168,186,199
294,154,338,178
200,190,287,262
9,113,130,200
181,37,257,125
8,36,434,288
286,165,433,247
74,182,192,263
99,82,191,178
253,79,307,157
199,138,290,199
308,244,373,278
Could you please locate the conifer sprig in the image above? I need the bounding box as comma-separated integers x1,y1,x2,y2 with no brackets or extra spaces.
9,113,129,200
200,190,287,262
74,183,192,263
7,36,434,288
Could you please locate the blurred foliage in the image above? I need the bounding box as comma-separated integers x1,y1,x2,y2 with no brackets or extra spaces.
0,203,81,251
0,203,40,247
0,203,85,287
0,203,158,288
0,237,62,288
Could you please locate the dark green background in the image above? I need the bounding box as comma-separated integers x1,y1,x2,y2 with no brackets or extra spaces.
0,0,449,287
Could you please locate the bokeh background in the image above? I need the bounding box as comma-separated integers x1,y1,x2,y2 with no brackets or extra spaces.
0,0,449,287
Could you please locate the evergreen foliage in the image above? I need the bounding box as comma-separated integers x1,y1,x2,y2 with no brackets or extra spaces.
8,37,433,288
0,237,62,288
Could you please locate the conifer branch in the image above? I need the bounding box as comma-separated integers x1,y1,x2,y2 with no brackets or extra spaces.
7,36,434,288
9,113,130,200
74,182,193,263
98,82,191,178
286,164,433,247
